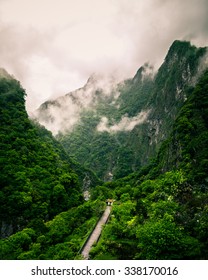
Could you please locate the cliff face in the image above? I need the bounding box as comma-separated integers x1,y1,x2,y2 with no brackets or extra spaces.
156,69,208,180
131,40,207,167
35,41,207,181
1,42,208,260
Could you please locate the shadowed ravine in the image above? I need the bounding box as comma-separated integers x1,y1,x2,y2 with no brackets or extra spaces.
81,206,112,259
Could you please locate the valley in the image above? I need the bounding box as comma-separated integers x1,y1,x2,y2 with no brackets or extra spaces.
0,40,208,260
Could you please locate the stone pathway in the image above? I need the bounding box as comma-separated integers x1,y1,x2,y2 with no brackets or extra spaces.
81,206,111,259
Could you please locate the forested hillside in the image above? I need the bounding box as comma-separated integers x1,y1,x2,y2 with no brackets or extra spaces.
36,41,207,181
0,40,207,260
89,70,208,260
0,75,102,259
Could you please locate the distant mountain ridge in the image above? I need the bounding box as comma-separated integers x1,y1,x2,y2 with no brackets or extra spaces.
1,40,208,260
35,40,208,181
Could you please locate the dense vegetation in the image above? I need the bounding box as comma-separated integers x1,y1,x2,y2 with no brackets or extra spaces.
0,40,207,260
89,70,208,260
57,41,207,181
0,76,101,258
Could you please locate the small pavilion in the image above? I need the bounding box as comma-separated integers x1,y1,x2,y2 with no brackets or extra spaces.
106,199,115,206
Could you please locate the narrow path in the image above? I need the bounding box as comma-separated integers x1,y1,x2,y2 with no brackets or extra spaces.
81,206,111,259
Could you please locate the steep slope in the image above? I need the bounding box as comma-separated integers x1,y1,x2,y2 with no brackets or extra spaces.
142,40,207,162
157,68,208,180
89,69,208,260
1,44,207,260
0,74,98,239
35,40,207,181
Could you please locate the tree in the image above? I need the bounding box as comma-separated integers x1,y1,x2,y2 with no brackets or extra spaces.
136,214,201,259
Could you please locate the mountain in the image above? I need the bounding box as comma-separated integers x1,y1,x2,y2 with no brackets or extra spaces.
1,40,208,260
0,74,99,241
35,41,207,181
89,69,208,260
0,68,13,80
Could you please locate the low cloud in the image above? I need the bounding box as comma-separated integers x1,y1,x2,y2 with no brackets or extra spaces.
0,0,208,113
36,100,82,136
97,110,151,133
34,73,122,134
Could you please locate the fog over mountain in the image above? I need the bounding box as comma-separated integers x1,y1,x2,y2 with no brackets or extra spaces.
0,0,208,112
97,110,151,133
1,1,208,262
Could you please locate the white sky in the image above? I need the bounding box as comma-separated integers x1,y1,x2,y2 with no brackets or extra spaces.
0,0,208,112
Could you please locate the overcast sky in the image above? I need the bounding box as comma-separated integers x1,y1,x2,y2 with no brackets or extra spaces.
0,0,208,112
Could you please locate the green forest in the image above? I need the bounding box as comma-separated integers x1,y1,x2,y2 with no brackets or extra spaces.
0,41,208,260
90,70,208,259
56,41,207,181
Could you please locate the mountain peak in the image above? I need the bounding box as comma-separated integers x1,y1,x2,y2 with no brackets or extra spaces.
164,40,203,63
133,63,155,83
0,68,13,80
86,73,102,85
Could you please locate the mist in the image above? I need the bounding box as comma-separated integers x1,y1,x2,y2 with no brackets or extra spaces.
97,110,151,133
34,73,123,134
0,0,208,113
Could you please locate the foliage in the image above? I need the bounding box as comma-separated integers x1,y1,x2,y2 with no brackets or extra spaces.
90,70,208,260
0,41,208,260
0,77,86,237
0,76,102,260
136,215,201,260
57,41,207,181
0,200,103,260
